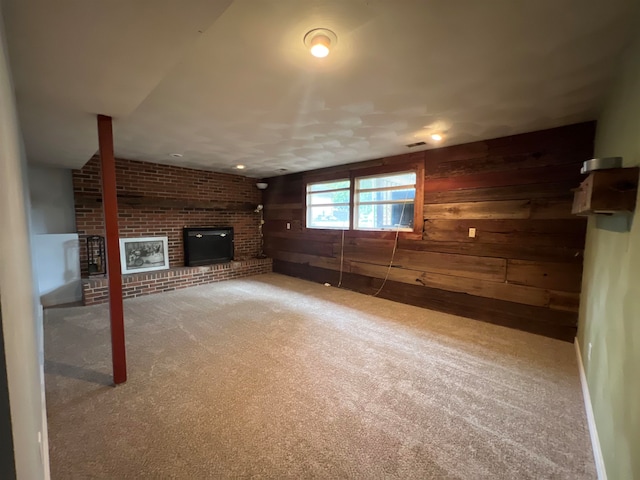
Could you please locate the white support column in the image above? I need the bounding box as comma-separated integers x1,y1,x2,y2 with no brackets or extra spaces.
0,8,50,480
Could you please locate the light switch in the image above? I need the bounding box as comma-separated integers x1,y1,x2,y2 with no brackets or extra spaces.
469,227,476,238
286,222,291,230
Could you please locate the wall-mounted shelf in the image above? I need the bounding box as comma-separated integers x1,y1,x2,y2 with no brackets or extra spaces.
75,194,256,212
571,167,639,216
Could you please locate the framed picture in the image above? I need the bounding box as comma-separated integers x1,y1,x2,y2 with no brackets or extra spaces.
119,236,169,274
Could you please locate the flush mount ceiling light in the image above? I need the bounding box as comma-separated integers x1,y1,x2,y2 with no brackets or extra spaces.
304,28,337,58
235,164,246,170
169,153,183,158
431,133,443,142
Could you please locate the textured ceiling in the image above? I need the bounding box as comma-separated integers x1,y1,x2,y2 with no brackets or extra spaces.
3,0,233,168
4,0,638,176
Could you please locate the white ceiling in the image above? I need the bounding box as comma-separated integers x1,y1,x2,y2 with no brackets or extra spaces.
4,0,638,177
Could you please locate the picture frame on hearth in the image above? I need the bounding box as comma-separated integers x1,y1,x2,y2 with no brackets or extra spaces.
119,236,169,275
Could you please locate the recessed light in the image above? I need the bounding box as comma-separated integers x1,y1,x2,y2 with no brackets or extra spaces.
431,134,443,142
310,36,330,57
304,28,337,58
169,153,183,158
235,164,246,170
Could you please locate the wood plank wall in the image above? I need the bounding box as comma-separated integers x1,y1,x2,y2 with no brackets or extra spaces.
263,122,595,341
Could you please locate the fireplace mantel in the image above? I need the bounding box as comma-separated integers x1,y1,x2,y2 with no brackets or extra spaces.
75,193,256,212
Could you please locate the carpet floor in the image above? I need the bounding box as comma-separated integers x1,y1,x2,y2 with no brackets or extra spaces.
44,273,595,479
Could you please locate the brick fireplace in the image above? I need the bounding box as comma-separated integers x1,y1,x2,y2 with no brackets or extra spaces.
73,156,272,304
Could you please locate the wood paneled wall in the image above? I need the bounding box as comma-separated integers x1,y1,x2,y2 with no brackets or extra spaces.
263,122,595,341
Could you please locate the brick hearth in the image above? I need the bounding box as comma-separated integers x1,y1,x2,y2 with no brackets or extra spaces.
82,258,272,305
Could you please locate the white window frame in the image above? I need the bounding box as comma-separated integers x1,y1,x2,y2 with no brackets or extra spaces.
353,171,416,232
305,178,351,230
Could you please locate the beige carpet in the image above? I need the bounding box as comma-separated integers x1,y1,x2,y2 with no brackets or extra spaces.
44,273,595,479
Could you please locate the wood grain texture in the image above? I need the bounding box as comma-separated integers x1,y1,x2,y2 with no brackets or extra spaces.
506,260,583,292
426,150,590,179
265,237,335,257
530,198,575,219
304,151,425,180
392,250,506,282
264,123,595,340
273,260,578,341
424,163,583,193
549,291,581,313
349,261,549,308
423,219,587,248
264,207,303,221
339,243,506,282
485,122,595,156
571,167,639,215
423,198,574,220
397,239,583,263
270,251,343,271
423,200,532,220
423,181,580,204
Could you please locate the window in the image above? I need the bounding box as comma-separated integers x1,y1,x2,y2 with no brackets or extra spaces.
306,179,350,229
304,166,421,232
354,172,416,231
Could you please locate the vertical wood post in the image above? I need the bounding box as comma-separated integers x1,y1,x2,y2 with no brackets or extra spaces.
97,114,127,384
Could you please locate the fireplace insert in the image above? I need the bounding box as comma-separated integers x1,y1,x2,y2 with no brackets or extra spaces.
183,227,234,266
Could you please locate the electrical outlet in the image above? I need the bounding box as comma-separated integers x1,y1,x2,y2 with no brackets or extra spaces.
588,342,593,361
286,222,291,230
469,227,476,238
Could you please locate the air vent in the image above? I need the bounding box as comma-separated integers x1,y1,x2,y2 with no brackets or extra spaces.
406,141,426,148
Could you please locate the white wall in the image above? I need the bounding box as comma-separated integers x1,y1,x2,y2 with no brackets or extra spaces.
0,7,50,480
28,166,76,235
28,166,82,306
33,234,81,307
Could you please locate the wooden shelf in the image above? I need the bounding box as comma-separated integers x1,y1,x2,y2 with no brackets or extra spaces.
75,194,256,212
571,167,639,215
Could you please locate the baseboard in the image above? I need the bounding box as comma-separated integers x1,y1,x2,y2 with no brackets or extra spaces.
574,338,607,480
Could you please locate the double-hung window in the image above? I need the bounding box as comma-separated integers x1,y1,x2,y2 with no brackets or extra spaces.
354,172,416,231
305,165,421,232
306,179,351,229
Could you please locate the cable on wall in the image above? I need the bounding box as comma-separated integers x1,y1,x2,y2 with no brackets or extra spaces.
372,192,410,297
337,228,345,288
333,179,412,295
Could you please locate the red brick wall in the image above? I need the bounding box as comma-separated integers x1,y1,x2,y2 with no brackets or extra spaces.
73,156,262,276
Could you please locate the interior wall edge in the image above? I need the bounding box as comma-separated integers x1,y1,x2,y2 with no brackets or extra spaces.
574,338,607,480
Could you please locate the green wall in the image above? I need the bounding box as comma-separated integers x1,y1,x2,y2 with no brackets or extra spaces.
578,26,640,480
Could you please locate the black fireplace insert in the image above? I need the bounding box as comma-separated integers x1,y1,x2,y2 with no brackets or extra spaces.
183,227,234,266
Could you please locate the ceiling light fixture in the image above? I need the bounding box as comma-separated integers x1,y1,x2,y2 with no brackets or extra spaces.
431,133,443,142
169,153,183,158
304,28,337,58
310,35,330,58
235,164,245,170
